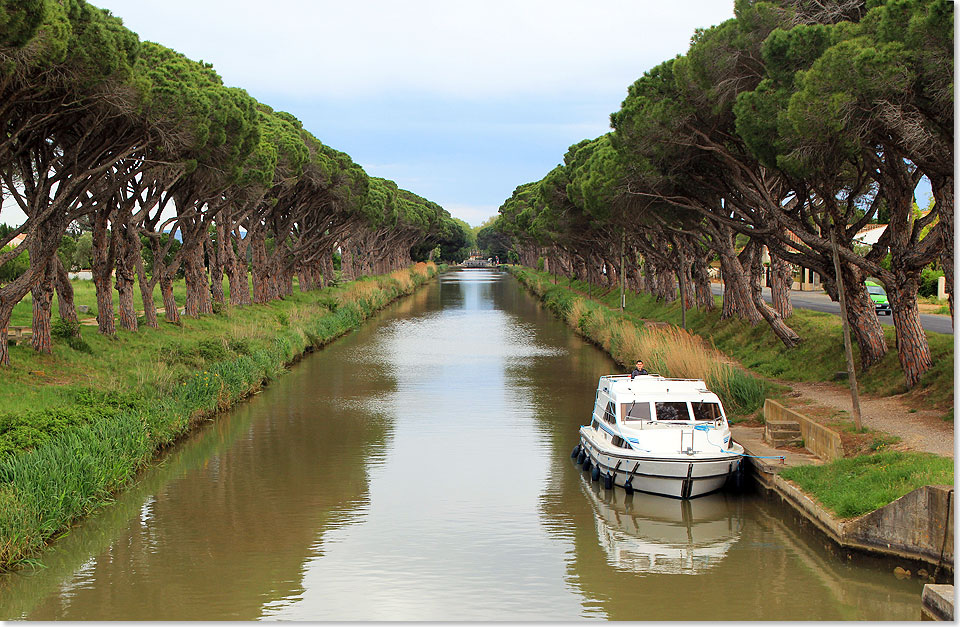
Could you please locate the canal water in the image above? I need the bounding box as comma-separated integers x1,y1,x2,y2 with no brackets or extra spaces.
0,269,925,620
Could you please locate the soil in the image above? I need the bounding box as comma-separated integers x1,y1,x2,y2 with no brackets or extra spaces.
781,381,955,458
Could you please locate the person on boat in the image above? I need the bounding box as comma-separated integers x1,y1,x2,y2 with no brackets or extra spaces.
630,360,648,379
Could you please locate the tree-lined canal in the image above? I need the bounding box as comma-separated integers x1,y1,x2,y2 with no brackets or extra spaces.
0,270,925,620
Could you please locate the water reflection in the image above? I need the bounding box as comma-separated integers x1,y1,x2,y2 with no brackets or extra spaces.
579,476,741,575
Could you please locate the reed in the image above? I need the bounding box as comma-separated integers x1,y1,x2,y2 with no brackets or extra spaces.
515,269,769,416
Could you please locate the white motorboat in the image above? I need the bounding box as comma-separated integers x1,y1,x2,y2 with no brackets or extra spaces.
572,374,745,499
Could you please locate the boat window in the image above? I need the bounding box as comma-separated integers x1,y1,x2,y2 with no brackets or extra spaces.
654,401,691,421
692,401,722,421
603,401,617,425
621,402,652,421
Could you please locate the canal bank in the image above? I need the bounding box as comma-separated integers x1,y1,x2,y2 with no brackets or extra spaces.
0,263,439,571
0,268,930,620
735,425,954,579
504,264,954,582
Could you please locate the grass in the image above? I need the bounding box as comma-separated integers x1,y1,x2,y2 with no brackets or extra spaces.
0,262,437,570
780,452,954,518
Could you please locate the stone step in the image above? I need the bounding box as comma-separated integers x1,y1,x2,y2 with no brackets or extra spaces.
764,419,802,447
765,420,801,435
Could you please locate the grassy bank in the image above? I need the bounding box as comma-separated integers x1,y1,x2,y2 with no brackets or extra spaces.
507,266,772,418
0,263,437,570
780,451,954,518
508,266,953,413
506,265,954,518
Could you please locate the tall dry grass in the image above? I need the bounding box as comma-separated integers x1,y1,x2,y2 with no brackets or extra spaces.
549,277,767,414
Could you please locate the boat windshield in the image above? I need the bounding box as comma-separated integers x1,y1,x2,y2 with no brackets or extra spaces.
692,401,723,421
654,401,691,421
621,401,652,421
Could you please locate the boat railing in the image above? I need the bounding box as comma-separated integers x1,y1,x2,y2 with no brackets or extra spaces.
603,374,707,384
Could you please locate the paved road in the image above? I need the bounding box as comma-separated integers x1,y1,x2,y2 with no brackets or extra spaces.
709,283,954,335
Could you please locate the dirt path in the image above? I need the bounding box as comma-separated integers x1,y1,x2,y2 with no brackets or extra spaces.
787,381,954,458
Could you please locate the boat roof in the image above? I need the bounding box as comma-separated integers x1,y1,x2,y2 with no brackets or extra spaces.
597,374,721,403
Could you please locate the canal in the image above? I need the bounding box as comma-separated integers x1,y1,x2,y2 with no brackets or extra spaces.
0,269,925,620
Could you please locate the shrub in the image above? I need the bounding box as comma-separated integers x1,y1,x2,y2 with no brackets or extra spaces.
51,318,80,339
228,337,252,356
919,267,944,298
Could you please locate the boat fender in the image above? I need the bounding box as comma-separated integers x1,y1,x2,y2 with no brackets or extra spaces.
591,464,600,482
603,472,613,490
623,478,633,494
582,457,591,472
577,450,586,465
571,444,581,459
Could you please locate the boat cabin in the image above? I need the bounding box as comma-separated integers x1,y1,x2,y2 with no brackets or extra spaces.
592,374,727,428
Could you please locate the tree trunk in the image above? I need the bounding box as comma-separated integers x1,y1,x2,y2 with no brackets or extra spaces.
691,258,714,311
888,271,932,388
54,256,78,329
91,213,116,336
208,235,224,305
115,224,138,332
183,244,211,317
769,253,794,318
160,270,180,325
821,256,888,370
31,256,55,354
136,252,159,329
750,243,800,348
251,233,269,304
718,249,761,323
932,175,953,321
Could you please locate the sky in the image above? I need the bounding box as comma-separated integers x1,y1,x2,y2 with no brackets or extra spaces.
84,0,738,228
0,1,931,229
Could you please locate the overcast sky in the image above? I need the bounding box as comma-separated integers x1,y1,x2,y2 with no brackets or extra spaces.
83,0,737,227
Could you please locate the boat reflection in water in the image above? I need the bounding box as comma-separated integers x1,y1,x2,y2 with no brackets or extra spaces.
579,473,742,575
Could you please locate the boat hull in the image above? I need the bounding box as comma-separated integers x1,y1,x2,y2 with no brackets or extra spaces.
577,428,743,499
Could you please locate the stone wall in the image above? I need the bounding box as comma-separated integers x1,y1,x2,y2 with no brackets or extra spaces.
845,485,954,569
764,399,844,462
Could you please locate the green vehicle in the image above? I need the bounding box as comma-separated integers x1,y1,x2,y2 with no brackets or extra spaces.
865,280,892,315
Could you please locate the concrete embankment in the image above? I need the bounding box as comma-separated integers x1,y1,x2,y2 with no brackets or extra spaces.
922,584,955,621
734,424,954,576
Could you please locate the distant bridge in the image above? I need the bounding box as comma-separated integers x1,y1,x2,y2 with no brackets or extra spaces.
460,258,496,268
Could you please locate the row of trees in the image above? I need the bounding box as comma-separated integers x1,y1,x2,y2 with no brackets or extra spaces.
0,0,469,366
488,0,952,389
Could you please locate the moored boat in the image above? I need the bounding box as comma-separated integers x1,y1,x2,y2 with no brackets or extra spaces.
572,374,744,499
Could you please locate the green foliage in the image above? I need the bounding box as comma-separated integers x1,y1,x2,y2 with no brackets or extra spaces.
50,317,79,339
73,232,93,270
0,245,29,283
0,388,144,460
0,0,46,48
56,235,76,272
706,364,768,415
919,267,943,297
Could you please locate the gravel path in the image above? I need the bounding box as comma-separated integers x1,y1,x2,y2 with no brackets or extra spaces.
788,381,954,458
